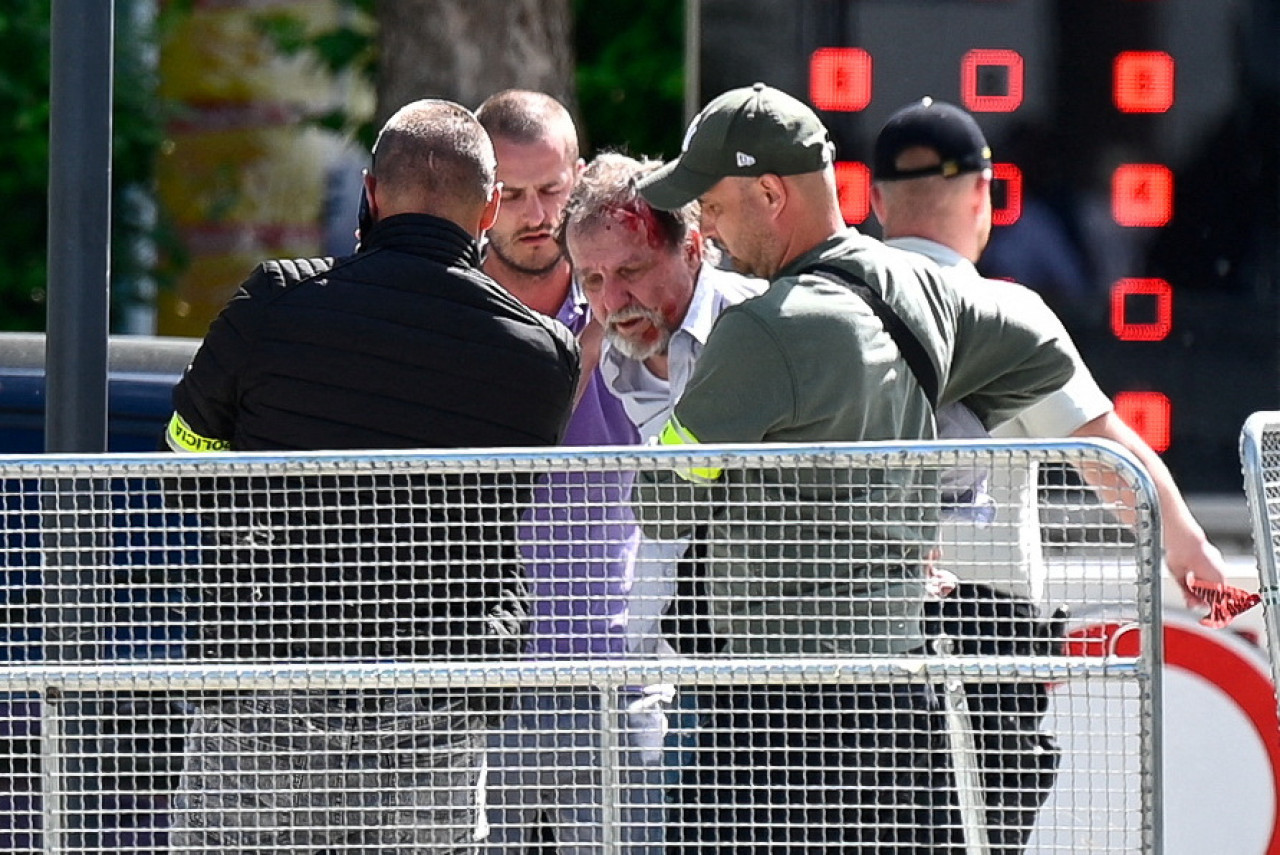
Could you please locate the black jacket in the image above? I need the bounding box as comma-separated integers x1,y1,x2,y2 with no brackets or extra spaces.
168,213,579,666
173,213,577,451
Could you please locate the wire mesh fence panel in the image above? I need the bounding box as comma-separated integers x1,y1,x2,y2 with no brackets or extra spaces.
1241,412,1280,696
0,441,1160,854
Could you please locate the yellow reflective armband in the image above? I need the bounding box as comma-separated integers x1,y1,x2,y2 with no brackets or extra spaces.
657,416,722,483
166,412,231,453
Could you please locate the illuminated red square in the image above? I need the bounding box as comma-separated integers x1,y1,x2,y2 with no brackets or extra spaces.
834,161,870,224
991,163,1022,226
961,49,1024,112
1115,391,1172,453
1110,278,1173,342
1114,51,1175,113
809,48,872,112
1112,164,1173,227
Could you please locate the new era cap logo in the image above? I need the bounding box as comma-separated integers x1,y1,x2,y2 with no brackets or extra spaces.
736,152,756,168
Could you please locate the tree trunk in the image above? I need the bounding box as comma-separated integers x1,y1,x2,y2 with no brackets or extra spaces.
375,0,576,124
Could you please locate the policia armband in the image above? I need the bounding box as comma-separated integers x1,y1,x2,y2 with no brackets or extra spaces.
165,412,231,453
656,416,722,483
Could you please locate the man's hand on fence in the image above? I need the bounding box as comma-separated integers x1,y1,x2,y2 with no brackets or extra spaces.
923,547,958,600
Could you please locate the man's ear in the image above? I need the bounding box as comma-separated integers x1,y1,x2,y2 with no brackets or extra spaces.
869,182,887,228
758,173,788,216
362,170,379,221
684,228,704,271
974,172,993,213
479,183,503,233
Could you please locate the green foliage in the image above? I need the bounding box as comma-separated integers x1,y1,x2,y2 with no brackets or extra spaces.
256,10,373,76
0,1,172,332
573,0,685,159
254,1,379,150
0,5,53,330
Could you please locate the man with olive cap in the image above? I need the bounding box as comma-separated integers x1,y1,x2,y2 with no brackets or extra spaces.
633,83,1086,853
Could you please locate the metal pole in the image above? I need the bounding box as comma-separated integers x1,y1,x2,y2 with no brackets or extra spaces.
1137,465,1165,855
683,0,701,122
598,684,623,854
44,4,115,851
46,0,114,454
40,691,65,855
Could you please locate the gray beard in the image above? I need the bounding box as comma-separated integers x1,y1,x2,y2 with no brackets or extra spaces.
605,308,672,363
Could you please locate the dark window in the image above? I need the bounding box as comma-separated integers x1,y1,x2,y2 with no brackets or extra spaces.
699,0,1280,492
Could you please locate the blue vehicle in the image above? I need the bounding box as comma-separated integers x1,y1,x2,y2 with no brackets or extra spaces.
0,332,200,663
0,332,198,853
0,332,197,455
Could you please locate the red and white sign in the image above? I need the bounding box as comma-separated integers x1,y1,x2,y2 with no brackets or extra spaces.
1034,611,1280,854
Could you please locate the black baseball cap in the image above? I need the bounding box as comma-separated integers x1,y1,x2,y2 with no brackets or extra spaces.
636,83,835,210
873,97,992,181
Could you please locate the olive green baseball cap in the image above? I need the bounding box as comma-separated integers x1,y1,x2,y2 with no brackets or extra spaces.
636,82,835,210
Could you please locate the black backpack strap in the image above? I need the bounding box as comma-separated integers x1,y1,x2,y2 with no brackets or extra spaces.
803,262,940,410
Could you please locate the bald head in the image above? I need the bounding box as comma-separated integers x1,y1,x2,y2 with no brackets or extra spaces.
475,89,579,159
366,99,498,233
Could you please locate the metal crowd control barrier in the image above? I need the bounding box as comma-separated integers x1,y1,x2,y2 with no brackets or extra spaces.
1240,412,1280,696
0,441,1162,854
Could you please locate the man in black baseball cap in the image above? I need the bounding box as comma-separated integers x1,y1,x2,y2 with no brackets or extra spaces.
870,97,997,264
871,97,1232,855
873,96,993,182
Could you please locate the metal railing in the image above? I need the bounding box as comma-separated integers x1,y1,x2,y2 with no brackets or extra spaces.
0,440,1161,854
1240,413,1280,690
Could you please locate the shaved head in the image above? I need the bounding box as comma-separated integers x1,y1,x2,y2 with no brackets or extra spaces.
370,99,497,223
476,89,579,160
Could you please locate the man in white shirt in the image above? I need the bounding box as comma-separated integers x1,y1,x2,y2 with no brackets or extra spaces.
870,96,1229,855
870,97,1227,602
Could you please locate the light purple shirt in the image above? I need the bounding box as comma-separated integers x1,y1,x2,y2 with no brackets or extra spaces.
519,282,641,657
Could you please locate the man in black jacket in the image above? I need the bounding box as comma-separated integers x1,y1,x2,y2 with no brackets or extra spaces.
164,98,580,855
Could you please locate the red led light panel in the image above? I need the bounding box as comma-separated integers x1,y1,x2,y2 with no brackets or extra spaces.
1110,278,1173,342
961,49,1024,112
835,161,870,224
1114,51,1175,113
1112,164,1174,227
1115,391,1172,453
992,163,1022,226
809,48,872,112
